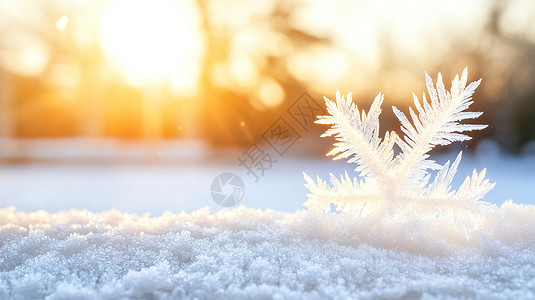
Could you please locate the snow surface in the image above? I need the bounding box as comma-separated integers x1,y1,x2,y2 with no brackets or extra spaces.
1,139,534,298
1,204,535,299
1,153,534,215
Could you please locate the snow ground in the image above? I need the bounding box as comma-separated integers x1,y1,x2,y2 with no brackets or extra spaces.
1,205,535,299
1,140,534,298
0,152,533,215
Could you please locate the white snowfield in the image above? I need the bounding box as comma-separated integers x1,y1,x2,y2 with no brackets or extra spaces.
1,204,535,299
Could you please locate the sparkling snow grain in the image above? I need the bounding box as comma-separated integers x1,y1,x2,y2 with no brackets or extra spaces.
1,206,535,299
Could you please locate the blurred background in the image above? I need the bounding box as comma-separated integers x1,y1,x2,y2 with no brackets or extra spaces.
0,0,534,214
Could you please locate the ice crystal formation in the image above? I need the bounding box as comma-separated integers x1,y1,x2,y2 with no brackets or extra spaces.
304,68,495,234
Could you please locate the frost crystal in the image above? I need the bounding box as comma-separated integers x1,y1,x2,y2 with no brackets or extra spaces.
304,68,495,236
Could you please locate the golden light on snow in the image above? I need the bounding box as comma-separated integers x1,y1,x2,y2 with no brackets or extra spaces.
99,0,204,93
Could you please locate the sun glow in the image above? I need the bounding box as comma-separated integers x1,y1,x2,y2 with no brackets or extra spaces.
99,0,204,94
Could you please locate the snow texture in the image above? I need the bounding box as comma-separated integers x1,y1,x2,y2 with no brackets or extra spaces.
1,205,535,299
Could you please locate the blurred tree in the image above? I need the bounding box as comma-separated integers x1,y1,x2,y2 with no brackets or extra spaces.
0,0,534,153
195,0,330,146
482,0,535,152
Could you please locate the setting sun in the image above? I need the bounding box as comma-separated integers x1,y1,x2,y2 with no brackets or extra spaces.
99,0,204,93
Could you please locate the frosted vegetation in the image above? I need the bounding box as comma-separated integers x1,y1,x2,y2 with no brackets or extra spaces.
304,68,495,238
1,69,534,298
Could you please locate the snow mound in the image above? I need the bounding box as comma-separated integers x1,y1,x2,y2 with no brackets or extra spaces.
1,204,535,299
